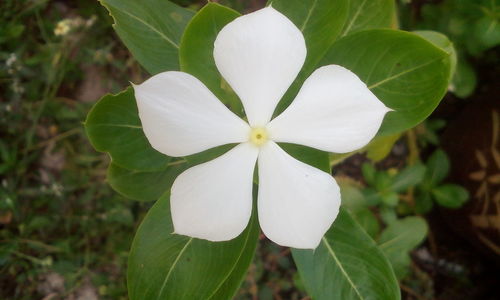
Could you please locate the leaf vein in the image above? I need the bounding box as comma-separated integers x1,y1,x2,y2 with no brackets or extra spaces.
300,0,318,31
109,4,179,49
322,237,364,300
157,238,193,299
368,58,440,89
341,0,368,36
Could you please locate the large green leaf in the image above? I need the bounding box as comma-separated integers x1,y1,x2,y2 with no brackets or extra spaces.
179,3,243,114
107,162,187,202
128,192,259,300
270,0,349,76
85,88,170,172
100,0,194,74
378,216,428,279
339,0,395,37
293,209,400,300
322,29,452,135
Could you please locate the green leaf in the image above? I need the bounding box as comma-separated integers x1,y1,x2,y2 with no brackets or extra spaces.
451,57,477,98
423,149,450,188
85,88,170,171
179,3,243,114
378,216,428,279
339,180,368,211
415,190,434,214
107,162,187,202
361,163,376,186
293,209,400,300
374,171,393,192
352,208,380,239
100,0,194,74
270,0,349,116
432,184,469,209
363,188,383,206
339,0,395,37
128,192,259,300
381,192,399,207
321,29,452,135
280,143,330,172
272,0,396,115
270,0,349,75
414,30,457,79
474,15,500,49
391,163,426,193
364,133,401,162
379,206,397,225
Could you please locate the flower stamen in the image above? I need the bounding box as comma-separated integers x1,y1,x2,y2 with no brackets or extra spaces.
249,127,268,146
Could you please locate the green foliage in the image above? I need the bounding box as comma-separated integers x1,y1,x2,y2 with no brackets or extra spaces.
270,0,349,76
0,1,141,298
431,184,470,209
416,149,469,213
128,192,260,300
107,162,187,202
423,149,450,187
391,163,427,193
378,217,428,279
323,29,452,135
340,0,395,36
361,162,426,205
179,3,243,114
99,0,194,74
272,0,397,116
85,88,171,171
293,209,400,300
400,0,500,98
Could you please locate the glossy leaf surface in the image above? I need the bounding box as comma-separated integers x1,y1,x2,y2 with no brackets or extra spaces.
107,162,186,202
293,209,400,300
339,0,395,37
128,192,260,300
100,0,194,74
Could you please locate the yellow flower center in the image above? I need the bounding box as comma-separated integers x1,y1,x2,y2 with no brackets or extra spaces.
249,127,268,146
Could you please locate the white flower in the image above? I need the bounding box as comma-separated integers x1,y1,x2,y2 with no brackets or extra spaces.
133,7,390,249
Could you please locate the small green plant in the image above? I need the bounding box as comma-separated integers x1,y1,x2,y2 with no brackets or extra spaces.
415,149,470,213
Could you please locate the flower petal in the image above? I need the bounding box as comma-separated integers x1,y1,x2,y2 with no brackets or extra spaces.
171,143,258,241
214,7,306,127
133,71,250,157
257,142,340,249
268,65,391,153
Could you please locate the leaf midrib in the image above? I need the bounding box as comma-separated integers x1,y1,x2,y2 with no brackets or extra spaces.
157,238,193,299
207,216,255,299
341,0,369,36
367,57,442,90
322,237,364,300
299,0,318,31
